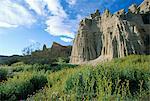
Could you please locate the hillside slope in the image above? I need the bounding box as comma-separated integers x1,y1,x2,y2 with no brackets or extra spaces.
27,55,150,101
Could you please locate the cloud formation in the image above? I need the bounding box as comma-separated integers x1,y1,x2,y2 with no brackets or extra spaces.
25,0,46,16
0,0,78,42
43,0,74,38
0,0,122,42
44,0,67,18
24,0,78,41
45,16,75,38
60,37,73,42
28,39,36,44
66,0,77,5
0,0,36,28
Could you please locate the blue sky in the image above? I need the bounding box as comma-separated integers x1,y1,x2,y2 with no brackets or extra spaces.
0,0,143,56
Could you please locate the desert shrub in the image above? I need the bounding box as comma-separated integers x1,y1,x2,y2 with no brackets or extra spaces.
64,55,150,100
0,55,22,66
11,62,25,66
50,64,77,72
27,66,83,100
65,68,149,100
0,68,8,81
0,71,47,101
9,63,77,75
11,64,49,72
23,64,49,71
12,66,25,72
56,57,70,64
26,55,150,101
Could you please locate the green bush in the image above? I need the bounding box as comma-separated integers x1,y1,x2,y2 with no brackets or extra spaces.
0,68,8,81
11,63,77,73
50,64,77,72
64,55,150,100
10,55,150,101
11,64,50,72
0,72,47,101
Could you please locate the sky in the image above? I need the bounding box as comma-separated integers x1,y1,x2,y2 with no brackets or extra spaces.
0,0,143,56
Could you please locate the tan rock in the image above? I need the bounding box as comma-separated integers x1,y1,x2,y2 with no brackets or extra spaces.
70,17,102,64
128,4,138,14
70,0,150,64
115,9,125,17
139,0,150,13
90,9,100,19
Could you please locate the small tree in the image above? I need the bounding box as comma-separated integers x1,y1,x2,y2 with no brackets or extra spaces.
22,42,41,56
22,47,32,56
43,44,47,51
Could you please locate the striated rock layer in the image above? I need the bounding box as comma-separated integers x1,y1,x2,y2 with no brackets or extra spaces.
70,0,150,64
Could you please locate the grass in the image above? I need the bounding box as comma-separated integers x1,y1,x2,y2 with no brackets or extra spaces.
0,68,8,81
28,55,150,101
0,71,47,101
0,55,149,101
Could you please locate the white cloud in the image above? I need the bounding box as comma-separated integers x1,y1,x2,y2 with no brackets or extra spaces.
0,22,18,28
45,16,76,38
0,0,81,42
44,0,67,18
66,0,77,5
0,0,36,28
25,0,75,41
45,13,83,39
60,37,73,42
25,0,67,17
25,0,46,15
29,39,36,44
43,0,79,39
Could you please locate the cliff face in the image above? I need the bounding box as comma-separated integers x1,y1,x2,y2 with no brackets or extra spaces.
50,42,72,58
30,42,72,64
139,0,150,13
70,0,150,64
32,42,72,58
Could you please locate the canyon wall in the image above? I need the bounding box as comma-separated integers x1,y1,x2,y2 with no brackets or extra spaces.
70,0,150,64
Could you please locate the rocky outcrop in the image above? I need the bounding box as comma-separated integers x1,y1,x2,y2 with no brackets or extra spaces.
70,0,150,64
50,42,72,58
31,42,72,64
139,0,150,13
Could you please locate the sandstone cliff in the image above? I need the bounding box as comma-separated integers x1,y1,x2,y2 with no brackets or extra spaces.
30,42,72,64
70,0,150,64
32,42,72,59
50,42,72,58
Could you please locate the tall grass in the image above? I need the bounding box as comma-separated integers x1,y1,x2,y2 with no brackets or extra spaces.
28,55,150,101
2,63,77,73
0,68,8,81
0,55,149,101
0,71,47,101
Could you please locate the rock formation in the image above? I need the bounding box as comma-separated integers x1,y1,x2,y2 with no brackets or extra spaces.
50,42,72,58
139,0,150,13
31,42,72,64
32,42,72,59
70,0,150,64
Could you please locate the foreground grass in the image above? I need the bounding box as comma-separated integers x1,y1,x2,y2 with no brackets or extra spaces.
0,71,47,100
0,63,77,82
27,55,150,101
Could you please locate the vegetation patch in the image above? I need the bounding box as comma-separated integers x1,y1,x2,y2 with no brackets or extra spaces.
0,55,149,101
0,68,8,81
0,71,47,101
28,55,150,101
